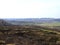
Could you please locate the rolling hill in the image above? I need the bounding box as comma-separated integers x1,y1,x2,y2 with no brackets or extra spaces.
3,18,60,26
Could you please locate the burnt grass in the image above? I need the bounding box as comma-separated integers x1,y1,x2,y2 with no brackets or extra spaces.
0,26,60,45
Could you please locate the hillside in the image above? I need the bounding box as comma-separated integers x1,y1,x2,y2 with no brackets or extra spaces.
0,18,60,45
0,19,12,26
0,26,60,45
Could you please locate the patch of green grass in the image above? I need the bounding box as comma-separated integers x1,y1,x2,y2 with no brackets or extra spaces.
35,22,60,27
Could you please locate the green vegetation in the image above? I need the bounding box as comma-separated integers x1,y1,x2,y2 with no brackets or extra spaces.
37,22,60,27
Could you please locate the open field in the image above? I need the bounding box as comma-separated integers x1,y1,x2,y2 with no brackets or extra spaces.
35,22,60,27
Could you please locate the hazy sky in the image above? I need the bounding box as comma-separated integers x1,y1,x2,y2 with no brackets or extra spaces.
0,0,60,18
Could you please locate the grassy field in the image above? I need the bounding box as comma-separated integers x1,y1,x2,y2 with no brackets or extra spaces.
35,22,60,27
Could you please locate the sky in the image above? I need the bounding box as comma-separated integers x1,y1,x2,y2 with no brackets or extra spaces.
0,0,60,18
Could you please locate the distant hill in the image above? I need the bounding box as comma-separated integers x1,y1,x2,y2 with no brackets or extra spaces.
0,19,12,26
3,18,60,25
54,19,60,22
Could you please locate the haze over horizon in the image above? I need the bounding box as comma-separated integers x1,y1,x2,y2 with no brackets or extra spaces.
0,0,60,18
